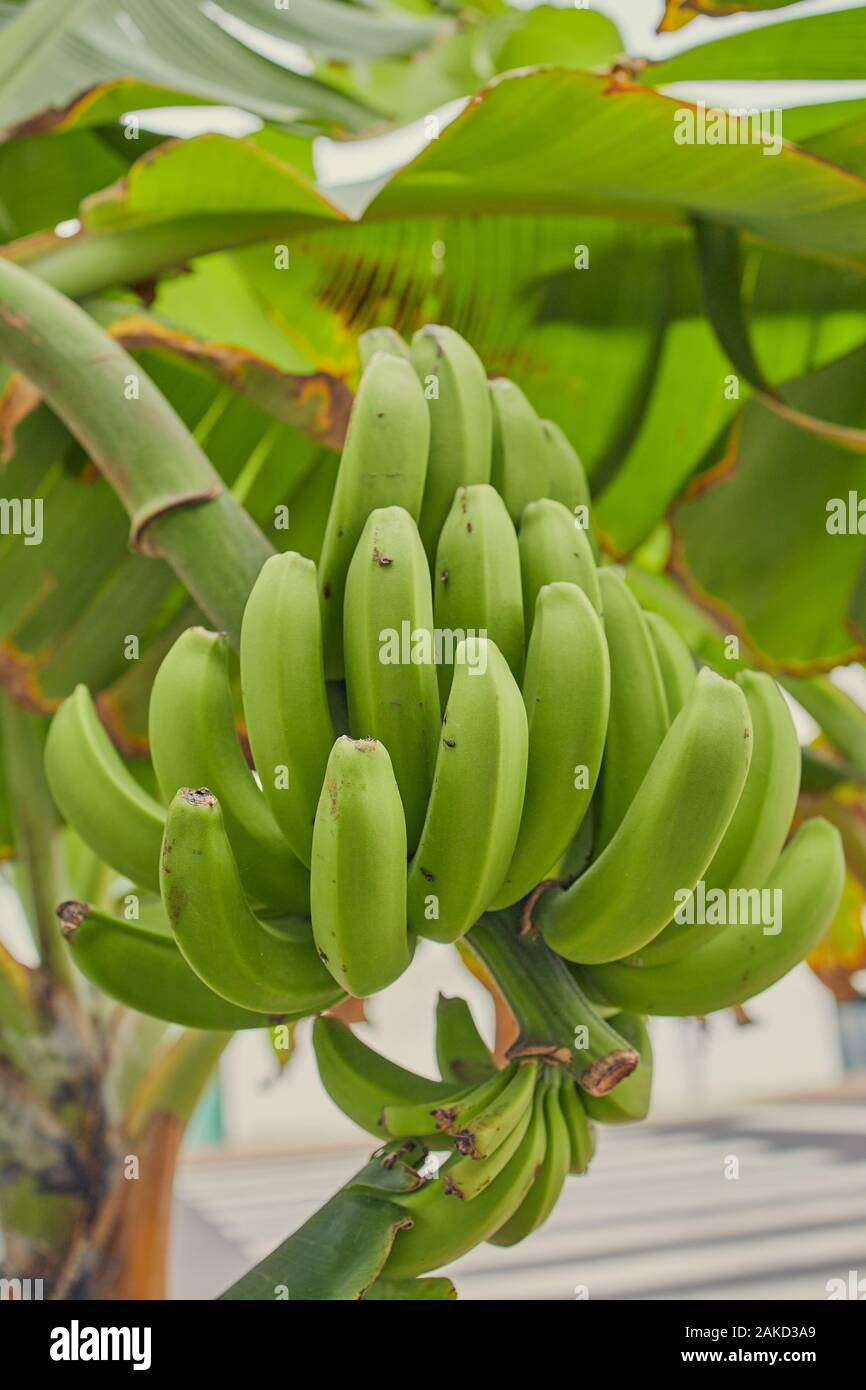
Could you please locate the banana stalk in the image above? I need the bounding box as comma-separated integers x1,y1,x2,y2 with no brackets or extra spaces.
466,913,639,1097
0,258,273,644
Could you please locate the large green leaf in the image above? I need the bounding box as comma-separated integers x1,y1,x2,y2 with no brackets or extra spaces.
0,0,387,137
15,68,866,307
670,344,866,670
647,7,866,82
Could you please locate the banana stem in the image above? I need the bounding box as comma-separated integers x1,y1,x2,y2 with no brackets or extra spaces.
0,258,273,643
0,695,73,988
467,913,638,1096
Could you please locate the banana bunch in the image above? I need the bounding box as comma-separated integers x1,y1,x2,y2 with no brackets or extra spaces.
45,322,844,1046
313,994,616,1275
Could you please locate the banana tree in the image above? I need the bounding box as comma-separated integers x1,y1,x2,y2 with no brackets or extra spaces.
1,0,865,1296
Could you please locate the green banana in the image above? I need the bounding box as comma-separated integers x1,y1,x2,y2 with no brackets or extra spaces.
581,1012,653,1123
408,637,528,944
382,1078,548,1278
580,818,845,1016
343,507,440,851
435,992,497,1087
161,788,343,1015
539,669,752,963
318,352,430,678
518,497,602,633
58,901,275,1030
383,1056,536,1167
310,736,411,997
358,326,411,369
489,377,549,524
558,1078,596,1174
149,627,310,913
637,671,801,967
645,611,697,720
433,483,525,699
490,582,610,909
382,1061,516,1144
445,1059,538,1161
239,552,333,869
542,419,592,521
410,324,493,564
592,568,670,854
441,1098,534,1202
312,1016,458,1140
45,685,164,893
489,1070,570,1246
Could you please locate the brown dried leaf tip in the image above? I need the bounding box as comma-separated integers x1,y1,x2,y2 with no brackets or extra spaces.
56,900,88,936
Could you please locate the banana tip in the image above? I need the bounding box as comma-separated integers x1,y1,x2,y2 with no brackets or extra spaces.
57,900,89,936
580,1047,640,1097
180,786,216,808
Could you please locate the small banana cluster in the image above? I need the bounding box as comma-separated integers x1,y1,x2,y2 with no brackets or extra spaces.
45,322,844,1039
312,993,648,1276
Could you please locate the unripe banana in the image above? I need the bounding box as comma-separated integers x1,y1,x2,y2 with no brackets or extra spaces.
58,900,275,1030
408,637,528,944
580,818,844,1016
343,508,440,851
149,628,310,912
385,1059,538,1164
240,552,333,869
311,736,411,997
542,419,592,520
435,992,497,1087
645,611,697,720
45,685,165,893
433,484,524,699
489,1069,570,1246
592,568,670,854
558,1079,596,1174
518,498,601,634
637,671,801,967
318,353,430,677
312,1016,457,1140
489,377,549,524
382,1078,548,1279
358,326,411,369
382,1062,516,1144
539,669,752,963
491,582,610,909
161,788,342,1015
410,324,493,563
441,1096,534,1202
581,1012,652,1123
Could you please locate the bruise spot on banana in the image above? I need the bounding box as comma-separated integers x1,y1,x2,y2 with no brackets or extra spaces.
325,775,339,818
56,900,89,936
371,547,393,567
165,881,187,926
452,1129,480,1158
419,866,435,882
431,1105,459,1130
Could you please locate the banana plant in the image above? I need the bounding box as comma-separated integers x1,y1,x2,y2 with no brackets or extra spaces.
0,267,846,1295
1,0,864,1296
